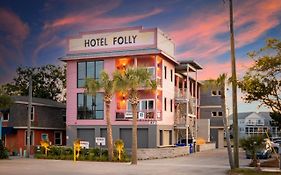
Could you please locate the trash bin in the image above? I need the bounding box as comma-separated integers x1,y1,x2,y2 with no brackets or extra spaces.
189,143,193,153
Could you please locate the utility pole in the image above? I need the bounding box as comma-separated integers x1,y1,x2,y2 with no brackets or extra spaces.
26,75,32,158
229,0,239,168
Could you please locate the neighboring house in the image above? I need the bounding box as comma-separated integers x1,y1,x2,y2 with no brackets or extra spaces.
61,26,202,148
200,85,225,148
0,96,66,155
229,112,278,138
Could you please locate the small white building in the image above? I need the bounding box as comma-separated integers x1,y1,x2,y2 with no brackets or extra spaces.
229,112,279,138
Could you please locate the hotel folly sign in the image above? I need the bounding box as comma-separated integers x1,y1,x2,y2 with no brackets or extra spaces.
68,28,155,52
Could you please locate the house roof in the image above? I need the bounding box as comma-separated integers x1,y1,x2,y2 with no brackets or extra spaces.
60,48,179,65
11,96,66,108
229,112,271,120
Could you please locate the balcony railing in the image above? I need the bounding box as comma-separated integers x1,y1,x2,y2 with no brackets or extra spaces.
175,88,187,98
116,110,161,121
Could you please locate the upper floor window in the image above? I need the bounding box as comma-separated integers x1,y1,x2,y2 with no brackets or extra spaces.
26,106,35,121
127,99,154,111
170,69,173,82
146,67,155,78
211,90,221,96
77,93,104,120
77,61,104,88
164,66,167,79
139,99,154,110
212,111,223,117
170,99,173,112
31,106,35,121
1,110,9,121
164,98,167,111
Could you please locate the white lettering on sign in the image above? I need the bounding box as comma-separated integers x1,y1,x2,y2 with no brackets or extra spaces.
69,29,155,52
95,137,106,146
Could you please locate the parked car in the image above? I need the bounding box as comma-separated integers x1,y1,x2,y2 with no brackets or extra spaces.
245,149,272,159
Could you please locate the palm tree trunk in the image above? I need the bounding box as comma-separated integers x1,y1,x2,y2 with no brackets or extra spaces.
221,84,234,169
131,104,138,165
105,102,113,161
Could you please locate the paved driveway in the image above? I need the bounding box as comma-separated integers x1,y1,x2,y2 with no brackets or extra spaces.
0,149,250,175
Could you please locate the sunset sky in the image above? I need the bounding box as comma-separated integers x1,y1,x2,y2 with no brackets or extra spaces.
0,0,280,112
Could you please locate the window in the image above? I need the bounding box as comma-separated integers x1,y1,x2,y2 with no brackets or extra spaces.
77,61,104,87
164,98,167,111
31,106,35,121
77,93,104,120
170,69,173,82
139,99,154,110
41,133,48,141
147,67,155,77
212,111,223,117
54,131,62,145
170,99,173,112
159,130,163,146
164,66,167,79
1,110,9,121
25,130,34,146
26,106,35,121
169,130,172,145
211,90,221,96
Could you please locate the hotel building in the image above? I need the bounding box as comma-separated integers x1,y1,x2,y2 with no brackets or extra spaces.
61,26,202,148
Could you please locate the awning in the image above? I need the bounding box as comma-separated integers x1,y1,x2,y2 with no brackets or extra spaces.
2,127,16,135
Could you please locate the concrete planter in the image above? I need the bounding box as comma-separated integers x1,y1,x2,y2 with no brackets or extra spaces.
137,146,189,160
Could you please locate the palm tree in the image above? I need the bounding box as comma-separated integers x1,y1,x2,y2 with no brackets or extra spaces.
113,67,156,165
203,73,234,169
85,71,115,161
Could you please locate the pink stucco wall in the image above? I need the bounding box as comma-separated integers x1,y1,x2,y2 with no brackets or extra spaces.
66,56,167,126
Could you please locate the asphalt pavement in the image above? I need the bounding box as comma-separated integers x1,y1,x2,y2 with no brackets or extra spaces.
0,148,250,175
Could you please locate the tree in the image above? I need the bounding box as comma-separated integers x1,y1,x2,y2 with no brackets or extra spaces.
85,71,114,161
113,67,156,165
203,74,234,169
270,112,281,130
238,38,281,114
2,64,66,102
240,135,265,166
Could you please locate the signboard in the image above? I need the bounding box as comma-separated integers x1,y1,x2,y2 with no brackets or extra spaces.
125,112,133,118
68,28,155,52
95,137,106,146
80,141,89,149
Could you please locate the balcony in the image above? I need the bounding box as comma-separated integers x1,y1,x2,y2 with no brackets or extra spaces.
116,110,161,121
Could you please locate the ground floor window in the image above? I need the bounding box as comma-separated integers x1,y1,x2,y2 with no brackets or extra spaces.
41,133,48,141
25,130,34,146
54,131,62,145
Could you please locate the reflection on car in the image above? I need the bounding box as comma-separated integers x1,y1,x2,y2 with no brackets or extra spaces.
245,148,272,159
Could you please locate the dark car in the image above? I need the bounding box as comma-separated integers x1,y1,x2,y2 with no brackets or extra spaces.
245,149,272,159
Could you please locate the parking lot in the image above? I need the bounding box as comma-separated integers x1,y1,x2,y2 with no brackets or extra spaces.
0,149,250,175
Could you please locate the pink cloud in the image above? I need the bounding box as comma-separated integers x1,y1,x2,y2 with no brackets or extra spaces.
168,0,281,60
198,58,254,81
0,8,29,84
33,3,163,63
0,8,29,49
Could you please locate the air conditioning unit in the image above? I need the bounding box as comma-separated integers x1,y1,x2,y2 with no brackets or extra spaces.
138,112,145,119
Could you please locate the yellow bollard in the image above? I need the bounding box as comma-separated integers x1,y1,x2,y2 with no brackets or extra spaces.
40,140,50,156
73,140,80,162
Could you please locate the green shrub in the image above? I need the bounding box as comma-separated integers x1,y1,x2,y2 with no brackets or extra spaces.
0,140,9,159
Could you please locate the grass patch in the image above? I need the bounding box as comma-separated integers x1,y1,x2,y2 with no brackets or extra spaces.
228,168,281,175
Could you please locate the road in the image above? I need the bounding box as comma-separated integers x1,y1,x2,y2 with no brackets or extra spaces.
0,149,250,175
